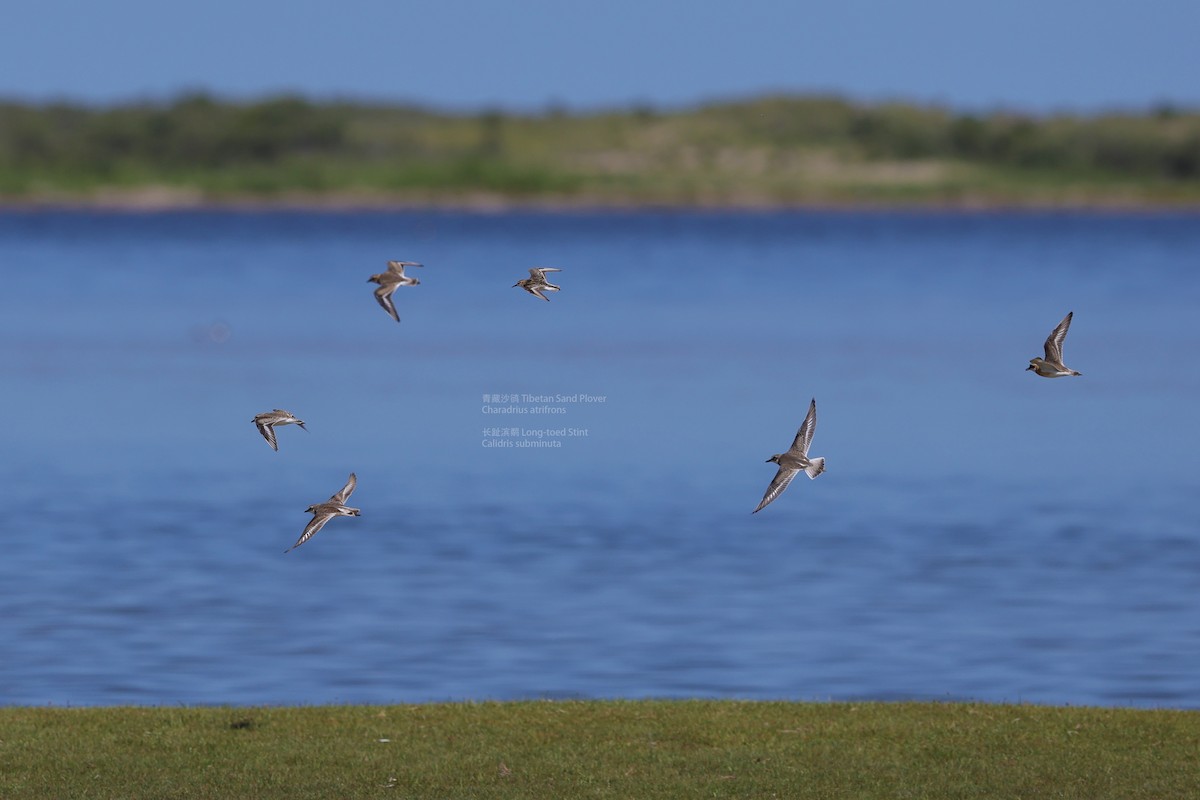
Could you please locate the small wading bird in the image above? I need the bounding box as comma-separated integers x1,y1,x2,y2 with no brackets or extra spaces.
1026,311,1082,378
286,473,360,553
368,260,423,322
753,398,826,513
252,409,307,451
513,267,562,301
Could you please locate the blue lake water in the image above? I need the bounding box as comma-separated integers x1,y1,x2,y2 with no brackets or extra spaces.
1,208,1198,708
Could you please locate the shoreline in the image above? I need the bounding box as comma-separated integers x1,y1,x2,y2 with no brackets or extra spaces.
3,187,1200,215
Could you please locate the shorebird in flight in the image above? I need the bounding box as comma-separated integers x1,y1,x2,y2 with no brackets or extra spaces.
286,473,360,553
252,409,307,452
513,267,562,301
1026,311,1082,378
368,260,423,322
753,398,826,513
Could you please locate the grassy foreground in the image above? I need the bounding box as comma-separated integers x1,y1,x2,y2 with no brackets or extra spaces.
2,700,1198,799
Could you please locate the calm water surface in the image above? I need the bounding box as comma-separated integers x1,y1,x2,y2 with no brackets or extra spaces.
1,209,1198,707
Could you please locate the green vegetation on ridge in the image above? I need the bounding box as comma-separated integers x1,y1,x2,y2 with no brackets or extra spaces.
2,94,1200,205
2,700,1199,799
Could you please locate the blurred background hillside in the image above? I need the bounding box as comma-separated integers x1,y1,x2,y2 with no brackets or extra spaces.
3,94,1199,206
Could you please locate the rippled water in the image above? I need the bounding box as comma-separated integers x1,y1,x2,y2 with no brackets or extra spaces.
1,209,1197,707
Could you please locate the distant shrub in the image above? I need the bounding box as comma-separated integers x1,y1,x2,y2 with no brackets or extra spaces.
1,94,1197,198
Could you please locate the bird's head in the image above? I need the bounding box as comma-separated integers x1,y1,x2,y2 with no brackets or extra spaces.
766,454,781,464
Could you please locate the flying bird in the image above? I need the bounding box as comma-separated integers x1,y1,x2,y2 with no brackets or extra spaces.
368,260,423,322
753,398,826,514
1026,311,1082,378
252,409,307,451
513,267,562,301
286,473,361,553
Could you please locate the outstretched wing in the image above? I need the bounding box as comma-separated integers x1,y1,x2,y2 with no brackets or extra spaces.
374,285,400,322
330,472,357,504
787,398,818,457
530,267,561,279
256,422,279,451
387,260,423,276
1043,311,1073,365
753,467,799,514
286,512,331,552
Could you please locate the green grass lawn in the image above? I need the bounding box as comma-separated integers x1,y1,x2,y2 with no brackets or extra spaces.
2,700,1197,799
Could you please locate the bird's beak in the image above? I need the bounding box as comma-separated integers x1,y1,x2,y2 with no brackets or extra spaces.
512,282,521,287
1025,364,1035,371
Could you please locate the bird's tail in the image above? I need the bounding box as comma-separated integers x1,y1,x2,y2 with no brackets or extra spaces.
805,458,826,479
